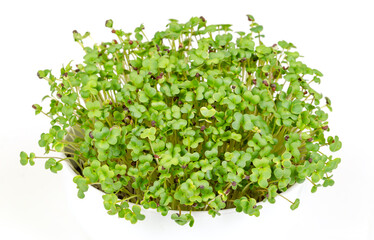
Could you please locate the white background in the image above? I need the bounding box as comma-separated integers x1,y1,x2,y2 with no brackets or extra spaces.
1,0,373,239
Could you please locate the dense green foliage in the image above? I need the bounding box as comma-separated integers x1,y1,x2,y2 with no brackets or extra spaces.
21,15,341,226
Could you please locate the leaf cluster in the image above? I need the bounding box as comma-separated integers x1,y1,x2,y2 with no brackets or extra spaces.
21,15,342,226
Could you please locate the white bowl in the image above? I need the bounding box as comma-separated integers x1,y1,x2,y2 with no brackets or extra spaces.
62,161,307,240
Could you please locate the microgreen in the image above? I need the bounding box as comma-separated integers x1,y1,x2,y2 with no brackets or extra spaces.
21,15,341,227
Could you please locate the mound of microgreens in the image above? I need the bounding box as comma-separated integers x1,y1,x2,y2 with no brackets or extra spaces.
20,15,342,227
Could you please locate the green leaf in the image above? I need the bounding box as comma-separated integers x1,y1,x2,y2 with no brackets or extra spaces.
282,152,292,160
44,157,63,173
238,38,255,50
144,83,157,97
140,127,157,141
83,167,99,183
290,198,300,210
20,151,28,166
86,101,101,118
278,40,291,49
268,185,277,199
171,213,194,227
251,25,263,33
185,92,195,102
132,205,145,221
102,193,118,211
171,119,187,130
50,162,63,173
258,178,268,188
230,132,242,142
96,140,109,150
243,115,254,131
171,105,181,119
32,104,43,115
114,111,125,121
105,19,113,28
29,152,35,166
135,32,143,41
291,101,303,115
129,103,147,118
160,153,179,169
236,152,251,168
282,159,291,168
54,142,64,152
323,179,335,187
234,197,261,216
158,56,170,68
138,92,149,103
129,71,144,88
232,112,243,131
256,45,271,55
45,158,56,169
329,136,342,152
85,64,98,74
200,107,216,118
151,101,167,111
311,172,320,183
152,139,166,152
249,95,260,105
